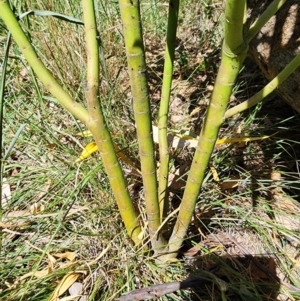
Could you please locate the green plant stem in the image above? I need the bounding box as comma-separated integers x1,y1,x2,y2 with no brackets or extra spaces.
225,52,300,119
82,0,141,244
224,1,247,51
247,0,287,42
118,0,166,253
0,1,89,124
158,0,180,223
168,0,247,257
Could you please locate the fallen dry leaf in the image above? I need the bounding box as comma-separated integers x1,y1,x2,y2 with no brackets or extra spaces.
30,203,45,214
75,142,98,163
53,252,76,262
4,206,89,220
49,273,81,301
19,267,50,282
76,130,92,137
209,165,220,182
219,179,239,190
152,125,274,149
0,221,29,230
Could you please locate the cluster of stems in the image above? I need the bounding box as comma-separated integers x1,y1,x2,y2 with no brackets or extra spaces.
0,0,298,259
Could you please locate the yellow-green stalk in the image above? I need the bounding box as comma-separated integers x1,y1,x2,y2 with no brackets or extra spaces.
118,0,166,253
168,0,248,257
82,0,141,244
225,52,300,119
158,0,180,223
0,1,89,124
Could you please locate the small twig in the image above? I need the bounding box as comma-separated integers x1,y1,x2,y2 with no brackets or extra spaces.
115,267,220,301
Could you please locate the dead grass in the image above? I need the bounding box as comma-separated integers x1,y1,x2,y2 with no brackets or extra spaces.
1,0,300,300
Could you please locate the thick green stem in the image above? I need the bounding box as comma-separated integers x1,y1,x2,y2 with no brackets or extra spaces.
118,0,166,253
224,0,246,50
158,0,180,223
0,1,89,124
82,0,141,244
225,52,300,119
167,0,247,257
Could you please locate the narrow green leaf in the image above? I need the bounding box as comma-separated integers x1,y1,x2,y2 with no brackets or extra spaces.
18,10,84,25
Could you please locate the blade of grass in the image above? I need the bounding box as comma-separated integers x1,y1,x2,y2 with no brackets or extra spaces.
18,9,84,25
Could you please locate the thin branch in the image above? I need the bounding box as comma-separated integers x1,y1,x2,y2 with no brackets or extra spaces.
247,0,287,42
224,52,300,119
0,1,89,124
116,271,219,301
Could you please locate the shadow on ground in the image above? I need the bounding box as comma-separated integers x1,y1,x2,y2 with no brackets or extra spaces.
116,253,284,301
184,254,280,301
